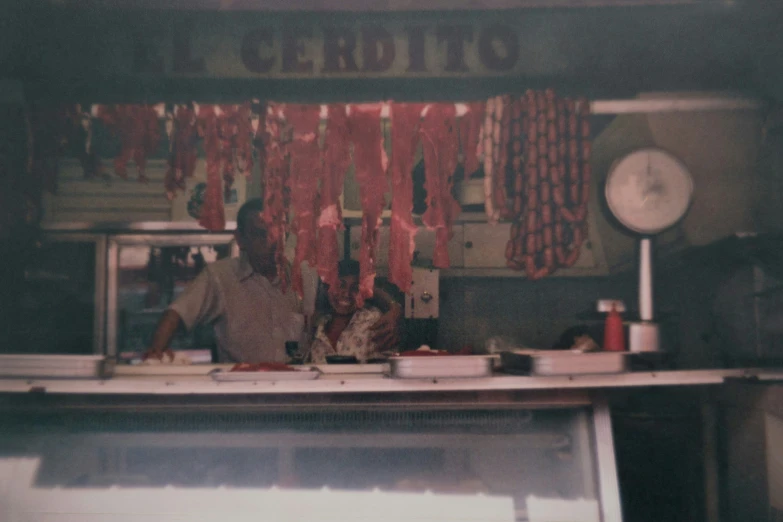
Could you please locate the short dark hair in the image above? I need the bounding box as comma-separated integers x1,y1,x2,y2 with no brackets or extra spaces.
338,259,360,277
236,198,264,236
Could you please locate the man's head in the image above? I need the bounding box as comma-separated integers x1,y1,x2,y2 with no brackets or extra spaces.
235,198,277,275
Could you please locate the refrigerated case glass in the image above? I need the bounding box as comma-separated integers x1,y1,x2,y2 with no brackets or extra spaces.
9,233,106,355
107,235,236,360
0,402,618,521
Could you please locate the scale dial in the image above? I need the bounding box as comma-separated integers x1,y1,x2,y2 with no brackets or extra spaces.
605,148,693,234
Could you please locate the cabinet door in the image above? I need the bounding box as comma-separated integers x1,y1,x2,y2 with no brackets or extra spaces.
462,223,603,273
349,225,464,269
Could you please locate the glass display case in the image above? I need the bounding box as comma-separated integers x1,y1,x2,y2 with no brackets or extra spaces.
107,234,238,361
10,233,106,355
0,393,621,522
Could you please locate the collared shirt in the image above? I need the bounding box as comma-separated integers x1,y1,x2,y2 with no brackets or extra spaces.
168,254,303,363
309,307,383,364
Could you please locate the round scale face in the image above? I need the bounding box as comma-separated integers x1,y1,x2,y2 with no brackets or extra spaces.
605,148,693,234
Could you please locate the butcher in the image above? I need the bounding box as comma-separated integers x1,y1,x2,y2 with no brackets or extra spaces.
144,198,403,364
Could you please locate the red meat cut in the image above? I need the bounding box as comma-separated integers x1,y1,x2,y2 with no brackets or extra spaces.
317,104,351,290
349,104,388,304
285,104,323,299
420,104,461,268
388,102,425,293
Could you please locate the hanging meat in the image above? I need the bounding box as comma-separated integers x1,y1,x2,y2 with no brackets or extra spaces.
68,104,103,180
197,105,226,232
232,102,255,181
349,103,388,304
504,89,592,279
98,104,161,183
217,104,239,200
262,103,293,292
317,104,351,290
458,101,485,179
285,104,323,299
164,103,199,201
420,103,461,269
388,102,425,293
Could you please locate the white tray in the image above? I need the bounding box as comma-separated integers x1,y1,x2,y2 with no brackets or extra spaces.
389,355,493,379
0,354,108,379
314,363,388,374
532,351,628,376
209,368,320,382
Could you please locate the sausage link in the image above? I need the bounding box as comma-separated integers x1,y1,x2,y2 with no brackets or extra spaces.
581,118,590,138
542,204,553,225
537,113,547,135
568,114,578,136
582,163,591,184
526,212,537,233
568,139,579,160
526,190,537,209
538,159,548,181
514,174,524,193
527,122,537,141
513,196,523,215
553,184,565,206
570,184,580,205
543,226,553,247
581,182,590,205
550,166,561,185
581,141,591,161
512,154,522,170
548,145,558,165
540,182,551,203
528,147,538,165
558,140,566,158
569,163,580,181
537,136,547,156
547,122,557,143
536,233,543,252
526,232,536,254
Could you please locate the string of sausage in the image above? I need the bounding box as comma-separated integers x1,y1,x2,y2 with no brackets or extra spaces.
505,89,591,279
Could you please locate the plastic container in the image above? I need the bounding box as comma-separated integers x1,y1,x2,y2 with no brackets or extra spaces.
0,355,110,379
389,355,493,379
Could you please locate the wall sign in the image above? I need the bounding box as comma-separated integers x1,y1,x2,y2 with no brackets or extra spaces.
88,13,573,79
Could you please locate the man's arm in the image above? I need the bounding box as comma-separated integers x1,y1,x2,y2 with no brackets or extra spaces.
143,265,220,361
143,309,183,361
368,286,404,351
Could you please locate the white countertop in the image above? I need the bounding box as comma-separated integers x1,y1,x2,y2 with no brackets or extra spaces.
0,368,781,395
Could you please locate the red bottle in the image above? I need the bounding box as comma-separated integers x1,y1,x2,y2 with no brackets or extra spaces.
603,304,626,352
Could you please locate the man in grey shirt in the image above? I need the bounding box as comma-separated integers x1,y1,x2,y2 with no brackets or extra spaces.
144,198,401,363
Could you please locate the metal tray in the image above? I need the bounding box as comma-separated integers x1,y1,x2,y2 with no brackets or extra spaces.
389,355,493,379
501,351,628,376
0,354,109,379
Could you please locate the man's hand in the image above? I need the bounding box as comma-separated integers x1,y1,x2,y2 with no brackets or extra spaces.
142,345,175,362
142,309,182,362
369,303,403,351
